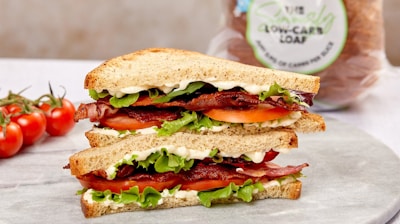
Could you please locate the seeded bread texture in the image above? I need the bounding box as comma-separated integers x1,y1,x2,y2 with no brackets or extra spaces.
84,48,320,94
81,181,302,218
286,112,326,133
69,129,297,176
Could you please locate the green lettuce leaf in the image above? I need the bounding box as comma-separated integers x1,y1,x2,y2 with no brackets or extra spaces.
110,148,194,179
168,184,182,195
92,189,112,202
90,186,161,209
186,114,224,132
208,148,219,157
197,179,265,207
137,151,161,171
155,111,198,136
89,89,109,100
208,148,223,163
148,89,160,98
259,82,308,106
155,111,224,136
152,82,205,103
117,187,140,204
140,187,162,208
153,148,194,173
109,93,140,108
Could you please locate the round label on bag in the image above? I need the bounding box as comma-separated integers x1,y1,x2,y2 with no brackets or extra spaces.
246,0,347,74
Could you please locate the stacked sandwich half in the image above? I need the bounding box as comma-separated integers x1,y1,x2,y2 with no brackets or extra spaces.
68,48,326,218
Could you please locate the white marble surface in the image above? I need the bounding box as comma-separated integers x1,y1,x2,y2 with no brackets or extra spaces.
0,59,399,223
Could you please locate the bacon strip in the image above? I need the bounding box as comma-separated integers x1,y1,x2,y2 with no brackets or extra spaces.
74,90,311,122
97,160,307,182
121,107,181,122
74,102,118,122
236,162,309,177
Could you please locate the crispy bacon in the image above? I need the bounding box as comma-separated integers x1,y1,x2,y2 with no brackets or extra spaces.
236,162,309,177
181,163,249,181
132,90,313,111
74,102,118,122
184,91,260,111
102,159,307,183
121,107,181,122
74,89,312,123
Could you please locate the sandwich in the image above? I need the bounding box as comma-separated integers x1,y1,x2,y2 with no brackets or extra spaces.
68,48,325,218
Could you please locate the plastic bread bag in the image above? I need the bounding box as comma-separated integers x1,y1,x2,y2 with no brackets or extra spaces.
207,0,387,110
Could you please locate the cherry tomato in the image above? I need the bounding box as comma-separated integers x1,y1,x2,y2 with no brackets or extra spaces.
40,98,76,136
203,106,291,123
6,104,47,145
0,121,23,158
99,113,162,131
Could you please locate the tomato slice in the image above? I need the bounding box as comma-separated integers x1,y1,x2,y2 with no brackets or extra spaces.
180,179,247,191
77,174,180,193
99,114,162,131
203,106,291,123
77,174,253,193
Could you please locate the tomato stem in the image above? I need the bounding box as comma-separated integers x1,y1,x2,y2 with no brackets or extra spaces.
32,83,66,109
0,112,11,137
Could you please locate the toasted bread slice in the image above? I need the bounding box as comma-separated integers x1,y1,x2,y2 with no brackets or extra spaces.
69,128,298,177
81,181,302,218
84,48,320,94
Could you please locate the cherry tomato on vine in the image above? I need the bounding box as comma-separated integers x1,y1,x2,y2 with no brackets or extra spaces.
40,98,76,136
6,104,47,145
0,120,23,158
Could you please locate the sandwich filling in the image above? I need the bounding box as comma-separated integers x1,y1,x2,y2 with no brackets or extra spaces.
72,80,313,208
75,147,308,208
74,81,315,134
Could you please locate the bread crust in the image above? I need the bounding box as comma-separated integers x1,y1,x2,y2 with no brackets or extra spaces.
81,181,302,218
84,48,320,94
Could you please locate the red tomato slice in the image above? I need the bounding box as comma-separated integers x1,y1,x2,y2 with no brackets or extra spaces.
99,114,162,131
77,174,180,193
203,106,291,123
180,179,247,191
77,174,252,193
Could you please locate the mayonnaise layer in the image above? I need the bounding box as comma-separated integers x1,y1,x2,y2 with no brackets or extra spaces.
105,145,287,179
104,79,271,97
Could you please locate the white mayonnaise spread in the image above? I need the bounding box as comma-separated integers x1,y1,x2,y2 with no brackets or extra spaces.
83,189,127,209
101,79,272,97
160,189,198,199
105,145,291,179
105,145,212,179
262,175,297,188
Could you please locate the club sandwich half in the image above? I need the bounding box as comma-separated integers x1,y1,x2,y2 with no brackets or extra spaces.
68,48,325,218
